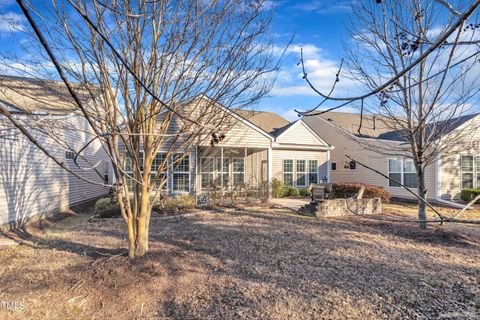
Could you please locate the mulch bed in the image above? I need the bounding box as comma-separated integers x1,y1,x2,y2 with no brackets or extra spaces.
0,206,479,319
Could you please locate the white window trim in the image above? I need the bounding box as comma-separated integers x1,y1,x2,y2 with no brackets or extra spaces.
387,157,418,189
171,153,191,194
308,159,319,185
283,158,320,187
460,154,475,189
296,159,307,187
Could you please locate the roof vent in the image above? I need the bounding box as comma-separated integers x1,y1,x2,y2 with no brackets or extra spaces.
327,118,333,121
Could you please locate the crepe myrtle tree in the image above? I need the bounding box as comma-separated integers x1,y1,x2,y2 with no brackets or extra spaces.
2,0,280,257
299,0,480,229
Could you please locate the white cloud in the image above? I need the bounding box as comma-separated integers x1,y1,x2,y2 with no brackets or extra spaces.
0,12,25,33
271,42,359,98
292,1,353,14
281,109,301,121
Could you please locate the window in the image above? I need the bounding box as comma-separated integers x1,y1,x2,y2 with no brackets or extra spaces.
388,158,418,188
308,160,318,185
462,155,474,189
283,159,294,186
151,152,167,189
172,154,190,192
296,160,307,186
388,159,402,187
103,162,109,184
200,157,215,189
66,151,75,160
331,162,337,171
232,158,245,186
403,159,417,188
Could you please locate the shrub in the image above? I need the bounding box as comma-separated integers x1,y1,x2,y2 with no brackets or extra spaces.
95,197,112,211
282,186,300,197
272,178,284,198
299,188,311,197
164,194,196,211
331,182,390,202
460,188,480,203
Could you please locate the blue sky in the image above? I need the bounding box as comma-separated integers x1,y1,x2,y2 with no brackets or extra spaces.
0,0,357,120
258,0,356,120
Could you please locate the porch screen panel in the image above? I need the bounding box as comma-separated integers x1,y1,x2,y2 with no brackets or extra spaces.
283,159,293,186
201,157,215,188
296,160,306,187
173,154,190,192
217,158,230,187
308,160,318,185
462,155,474,189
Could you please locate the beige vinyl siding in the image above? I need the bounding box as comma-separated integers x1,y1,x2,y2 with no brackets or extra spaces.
438,116,480,199
272,149,328,185
0,115,109,227
276,121,327,146
308,118,437,199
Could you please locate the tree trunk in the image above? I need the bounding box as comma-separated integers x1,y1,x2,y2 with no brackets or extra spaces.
417,170,428,229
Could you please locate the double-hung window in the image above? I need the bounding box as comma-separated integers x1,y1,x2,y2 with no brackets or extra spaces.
232,158,245,186
151,152,167,189
388,158,417,188
283,159,294,186
461,155,474,189
388,158,402,187
172,154,190,192
296,160,307,187
308,160,318,184
403,159,418,188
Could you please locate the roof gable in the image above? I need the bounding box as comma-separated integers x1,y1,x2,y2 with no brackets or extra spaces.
275,120,329,147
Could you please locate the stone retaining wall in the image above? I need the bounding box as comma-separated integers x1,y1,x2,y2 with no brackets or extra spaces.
301,198,382,217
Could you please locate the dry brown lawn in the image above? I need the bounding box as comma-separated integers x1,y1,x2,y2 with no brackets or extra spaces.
0,202,479,319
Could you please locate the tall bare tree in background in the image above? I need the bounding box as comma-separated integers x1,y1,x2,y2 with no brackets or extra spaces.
300,0,480,229
1,0,278,257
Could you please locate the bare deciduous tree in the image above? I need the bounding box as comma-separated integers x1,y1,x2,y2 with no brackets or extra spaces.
2,0,279,257
300,0,480,228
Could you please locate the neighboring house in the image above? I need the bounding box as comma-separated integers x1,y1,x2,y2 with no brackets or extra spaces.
0,75,110,228
304,112,480,203
124,96,333,197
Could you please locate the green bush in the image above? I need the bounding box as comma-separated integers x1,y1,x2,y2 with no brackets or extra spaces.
331,183,391,202
95,197,112,211
460,188,480,203
272,178,284,198
282,186,300,197
299,188,311,197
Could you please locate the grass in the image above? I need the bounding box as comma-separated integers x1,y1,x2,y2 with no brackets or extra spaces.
0,203,479,319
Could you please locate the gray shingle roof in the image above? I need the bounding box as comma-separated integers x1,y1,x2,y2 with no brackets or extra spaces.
304,111,479,142
234,109,290,136
0,75,95,115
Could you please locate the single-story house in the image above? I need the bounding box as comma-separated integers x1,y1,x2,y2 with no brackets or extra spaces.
303,111,480,204
125,95,334,197
0,75,110,229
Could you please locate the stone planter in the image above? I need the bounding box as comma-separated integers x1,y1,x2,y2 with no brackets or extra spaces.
300,198,382,217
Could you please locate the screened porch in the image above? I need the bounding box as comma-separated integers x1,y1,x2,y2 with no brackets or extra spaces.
195,146,270,195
